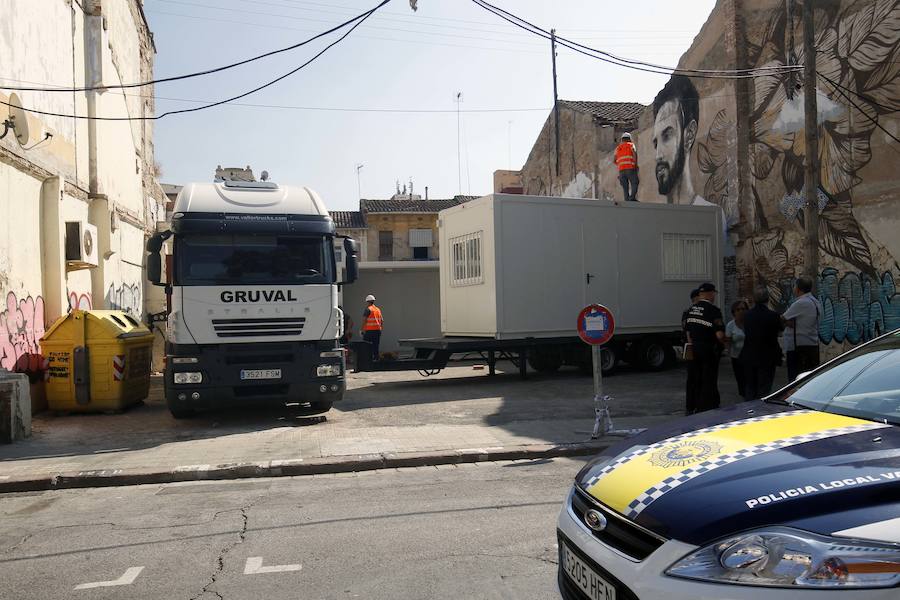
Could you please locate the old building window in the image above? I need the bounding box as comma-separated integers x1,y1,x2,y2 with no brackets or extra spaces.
661,233,711,281
450,231,483,286
378,230,393,260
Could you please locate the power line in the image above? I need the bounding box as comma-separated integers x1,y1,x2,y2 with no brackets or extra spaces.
144,9,547,56
0,0,387,121
0,0,386,94
817,71,900,150
471,0,803,79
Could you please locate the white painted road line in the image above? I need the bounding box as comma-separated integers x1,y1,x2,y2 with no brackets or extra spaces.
74,566,144,590
243,557,302,575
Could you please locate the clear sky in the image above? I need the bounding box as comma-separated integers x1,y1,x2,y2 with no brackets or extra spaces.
146,0,717,210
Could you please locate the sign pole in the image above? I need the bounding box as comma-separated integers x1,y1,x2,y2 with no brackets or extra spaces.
590,345,608,439
577,303,644,440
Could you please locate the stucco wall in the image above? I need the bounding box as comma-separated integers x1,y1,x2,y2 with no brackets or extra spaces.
366,213,439,261
537,0,900,356
0,0,163,379
343,264,441,354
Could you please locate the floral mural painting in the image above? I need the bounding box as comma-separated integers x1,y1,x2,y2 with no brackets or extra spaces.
698,0,900,337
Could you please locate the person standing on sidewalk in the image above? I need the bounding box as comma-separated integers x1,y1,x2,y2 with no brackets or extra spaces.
361,294,384,362
724,299,748,398
614,132,639,202
740,287,783,400
682,288,700,411
782,277,823,381
684,282,725,414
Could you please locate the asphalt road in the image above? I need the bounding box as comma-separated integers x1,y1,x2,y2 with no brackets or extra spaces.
0,457,587,599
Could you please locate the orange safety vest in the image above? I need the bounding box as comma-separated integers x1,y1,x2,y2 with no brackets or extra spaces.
363,305,383,331
614,142,637,171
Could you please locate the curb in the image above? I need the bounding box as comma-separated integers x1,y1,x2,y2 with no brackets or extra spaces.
0,440,612,494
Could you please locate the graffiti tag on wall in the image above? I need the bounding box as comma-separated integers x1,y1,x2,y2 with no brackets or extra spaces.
0,291,48,381
106,283,142,317
818,268,900,344
68,292,92,311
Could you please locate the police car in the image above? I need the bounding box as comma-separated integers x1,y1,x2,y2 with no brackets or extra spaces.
558,329,900,599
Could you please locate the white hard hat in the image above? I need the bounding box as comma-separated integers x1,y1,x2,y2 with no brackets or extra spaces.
621,132,632,140
365,294,376,302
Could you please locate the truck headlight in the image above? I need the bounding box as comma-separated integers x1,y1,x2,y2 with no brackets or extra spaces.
173,371,202,384
316,364,341,377
665,527,900,588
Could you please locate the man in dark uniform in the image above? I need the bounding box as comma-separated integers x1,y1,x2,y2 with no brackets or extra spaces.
684,282,725,414
682,288,700,411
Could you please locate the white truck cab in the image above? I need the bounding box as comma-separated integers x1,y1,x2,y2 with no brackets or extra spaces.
146,179,358,418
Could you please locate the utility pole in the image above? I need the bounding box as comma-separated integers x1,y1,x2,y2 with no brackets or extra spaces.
455,92,463,195
551,29,561,192
802,1,819,285
507,120,512,170
355,163,364,200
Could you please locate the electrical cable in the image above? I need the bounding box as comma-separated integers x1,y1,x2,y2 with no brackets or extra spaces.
817,71,900,148
0,0,388,94
0,0,387,121
471,0,803,79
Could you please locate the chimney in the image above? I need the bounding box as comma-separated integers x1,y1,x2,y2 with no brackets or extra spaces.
425,186,429,200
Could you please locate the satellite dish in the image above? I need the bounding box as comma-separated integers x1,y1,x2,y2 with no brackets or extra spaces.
8,93,31,147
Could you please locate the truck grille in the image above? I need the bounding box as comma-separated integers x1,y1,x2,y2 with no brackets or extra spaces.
212,317,306,338
571,485,666,560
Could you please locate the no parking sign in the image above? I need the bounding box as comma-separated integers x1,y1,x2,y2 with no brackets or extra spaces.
577,304,615,346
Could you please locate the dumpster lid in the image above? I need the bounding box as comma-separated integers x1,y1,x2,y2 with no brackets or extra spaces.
41,309,151,341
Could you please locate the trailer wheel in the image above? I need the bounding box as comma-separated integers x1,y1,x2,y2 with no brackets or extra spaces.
528,348,562,373
636,338,674,371
576,346,617,375
599,347,618,375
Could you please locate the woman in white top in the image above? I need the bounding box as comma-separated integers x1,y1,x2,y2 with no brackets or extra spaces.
725,299,749,399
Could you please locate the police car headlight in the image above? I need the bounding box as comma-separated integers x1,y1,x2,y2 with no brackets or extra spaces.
666,527,900,588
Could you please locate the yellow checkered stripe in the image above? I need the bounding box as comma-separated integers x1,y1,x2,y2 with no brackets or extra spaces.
585,411,890,517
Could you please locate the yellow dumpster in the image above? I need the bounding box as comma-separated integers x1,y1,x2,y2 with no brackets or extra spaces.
40,310,154,412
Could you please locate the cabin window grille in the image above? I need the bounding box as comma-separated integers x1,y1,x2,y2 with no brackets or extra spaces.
662,234,711,281
450,231,483,286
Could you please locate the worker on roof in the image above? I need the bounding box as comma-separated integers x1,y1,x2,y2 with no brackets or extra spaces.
361,294,384,362
614,132,639,202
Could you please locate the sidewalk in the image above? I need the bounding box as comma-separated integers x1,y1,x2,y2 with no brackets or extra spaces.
0,361,746,492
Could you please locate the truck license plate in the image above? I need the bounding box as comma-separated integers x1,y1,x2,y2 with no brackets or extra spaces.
562,542,616,600
240,369,282,381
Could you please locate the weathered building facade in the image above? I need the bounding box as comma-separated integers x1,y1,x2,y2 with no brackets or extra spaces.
516,0,900,355
0,0,164,379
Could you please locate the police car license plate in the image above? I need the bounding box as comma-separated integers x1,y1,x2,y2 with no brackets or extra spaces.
562,542,616,600
240,369,282,380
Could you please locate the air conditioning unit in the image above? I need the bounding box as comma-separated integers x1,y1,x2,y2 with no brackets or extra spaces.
65,221,100,269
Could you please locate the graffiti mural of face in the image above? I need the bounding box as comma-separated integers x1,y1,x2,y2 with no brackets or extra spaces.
653,99,686,196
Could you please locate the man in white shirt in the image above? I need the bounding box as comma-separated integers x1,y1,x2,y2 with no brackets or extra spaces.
782,277,823,381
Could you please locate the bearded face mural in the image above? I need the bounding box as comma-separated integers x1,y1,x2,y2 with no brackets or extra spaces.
693,0,900,346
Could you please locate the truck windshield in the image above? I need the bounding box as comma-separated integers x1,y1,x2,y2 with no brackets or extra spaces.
175,234,333,285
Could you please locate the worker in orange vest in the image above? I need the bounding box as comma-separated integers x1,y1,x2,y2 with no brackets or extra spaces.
614,132,639,202
361,294,384,362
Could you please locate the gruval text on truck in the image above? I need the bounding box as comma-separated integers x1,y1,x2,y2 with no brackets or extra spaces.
146,179,359,418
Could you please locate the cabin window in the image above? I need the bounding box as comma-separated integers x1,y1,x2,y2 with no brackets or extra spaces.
661,233,711,281
450,231,483,287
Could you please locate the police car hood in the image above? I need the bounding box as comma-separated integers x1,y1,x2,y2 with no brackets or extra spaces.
576,402,899,546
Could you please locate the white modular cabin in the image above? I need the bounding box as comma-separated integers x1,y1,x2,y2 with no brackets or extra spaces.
438,194,724,340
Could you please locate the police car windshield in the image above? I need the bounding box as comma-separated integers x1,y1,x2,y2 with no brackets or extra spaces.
175,234,333,286
770,332,900,425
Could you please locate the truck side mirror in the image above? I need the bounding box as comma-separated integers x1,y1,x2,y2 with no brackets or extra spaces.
343,237,359,284
146,231,171,287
